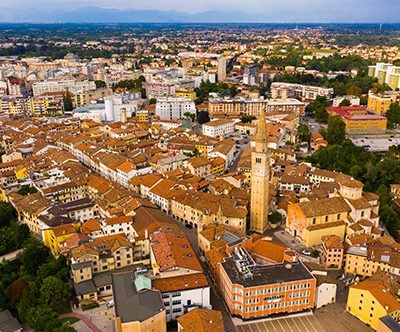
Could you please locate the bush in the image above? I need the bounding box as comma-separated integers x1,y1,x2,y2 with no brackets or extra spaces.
269,212,282,224
82,304,99,311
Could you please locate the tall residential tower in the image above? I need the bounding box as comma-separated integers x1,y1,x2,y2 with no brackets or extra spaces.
250,108,270,233
217,56,227,82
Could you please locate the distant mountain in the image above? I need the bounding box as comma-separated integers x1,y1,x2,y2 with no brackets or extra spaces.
0,7,396,23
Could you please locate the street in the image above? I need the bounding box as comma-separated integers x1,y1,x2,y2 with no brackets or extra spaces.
227,133,251,173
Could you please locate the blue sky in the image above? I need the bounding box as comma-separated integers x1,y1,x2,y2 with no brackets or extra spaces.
3,0,400,22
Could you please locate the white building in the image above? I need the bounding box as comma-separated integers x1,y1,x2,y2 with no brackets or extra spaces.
100,216,136,239
314,274,337,309
202,119,235,138
152,119,182,131
32,80,96,97
155,97,196,120
332,95,360,107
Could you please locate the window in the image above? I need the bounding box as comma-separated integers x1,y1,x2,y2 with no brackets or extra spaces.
162,294,169,299
102,266,107,270
325,216,329,222
127,260,131,265
337,214,340,219
256,158,261,164
361,211,364,217
164,302,170,306
94,268,98,272
173,308,182,313
102,259,107,264
117,263,121,267
172,293,181,297
116,256,121,261
127,254,131,258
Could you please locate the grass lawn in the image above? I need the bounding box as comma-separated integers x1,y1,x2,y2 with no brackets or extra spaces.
60,317,80,325
59,302,73,315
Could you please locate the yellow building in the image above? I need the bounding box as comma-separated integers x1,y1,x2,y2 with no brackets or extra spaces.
136,110,149,122
175,88,196,100
368,94,393,115
327,106,387,134
43,223,78,256
30,98,63,116
347,270,400,330
211,156,226,175
74,88,113,107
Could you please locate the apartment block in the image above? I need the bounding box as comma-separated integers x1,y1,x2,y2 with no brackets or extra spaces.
270,82,333,101
155,97,196,120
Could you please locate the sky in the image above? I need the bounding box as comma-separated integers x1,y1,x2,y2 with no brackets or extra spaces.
2,0,400,22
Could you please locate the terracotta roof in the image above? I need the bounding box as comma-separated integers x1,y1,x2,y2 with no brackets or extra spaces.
152,273,208,293
176,308,225,332
315,274,337,287
52,223,76,237
322,235,344,249
307,220,346,231
250,240,289,263
80,218,101,234
296,197,351,218
340,178,364,188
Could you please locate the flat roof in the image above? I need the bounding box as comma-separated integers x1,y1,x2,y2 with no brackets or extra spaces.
220,259,315,288
112,272,164,324
379,315,400,331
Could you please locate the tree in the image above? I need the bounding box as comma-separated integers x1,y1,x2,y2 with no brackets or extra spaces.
339,99,351,107
19,287,38,322
17,185,37,196
26,304,62,332
242,114,256,123
386,103,400,125
94,80,106,89
297,124,310,142
40,276,70,312
305,104,315,115
268,212,282,223
376,184,391,207
197,111,210,124
0,228,15,255
20,238,49,276
318,127,327,139
149,98,157,105
183,112,195,121
0,201,13,227
53,326,77,332
380,205,400,238
315,107,329,123
327,115,346,145
63,89,73,113
10,278,27,303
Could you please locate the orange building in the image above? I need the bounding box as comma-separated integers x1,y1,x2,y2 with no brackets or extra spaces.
217,239,315,319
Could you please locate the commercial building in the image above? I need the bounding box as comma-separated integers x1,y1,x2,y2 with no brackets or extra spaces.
327,106,387,134
270,82,334,102
243,65,259,86
217,248,316,319
155,97,196,120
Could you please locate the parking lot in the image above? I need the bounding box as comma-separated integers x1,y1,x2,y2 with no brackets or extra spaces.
349,136,398,152
236,314,325,332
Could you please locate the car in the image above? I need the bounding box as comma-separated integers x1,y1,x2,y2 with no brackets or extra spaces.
389,139,393,141
230,135,234,137
235,140,239,143
230,161,234,166
106,300,114,308
361,139,364,142
185,224,193,229
244,142,248,144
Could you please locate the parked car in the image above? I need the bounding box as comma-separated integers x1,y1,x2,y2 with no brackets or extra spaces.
185,224,193,229
244,142,248,144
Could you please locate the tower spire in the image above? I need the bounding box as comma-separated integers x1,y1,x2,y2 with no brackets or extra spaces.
255,107,268,153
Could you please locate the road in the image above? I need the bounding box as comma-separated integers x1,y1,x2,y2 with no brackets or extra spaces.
304,115,325,134
227,133,251,173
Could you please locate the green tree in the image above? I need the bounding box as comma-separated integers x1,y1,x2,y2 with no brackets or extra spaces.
380,205,400,238
18,287,38,322
242,114,256,123
0,201,13,227
318,127,327,139
297,124,310,142
305,104,315,115
94,80,106,89
327,115,346,145
183,112,195,121
386,103,400,125
40,276,70,312
0,228,15,255
197,111,210,124
315,107,329,123
376,184,391,207
20,237,49,276
63,89,73,113
17,185,37,196
53,326,77,332
269,212,282,223
339,99,351,106
26,304,62,332
149,98,157,105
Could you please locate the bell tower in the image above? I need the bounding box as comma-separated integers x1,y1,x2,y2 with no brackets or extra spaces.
250,107,270,233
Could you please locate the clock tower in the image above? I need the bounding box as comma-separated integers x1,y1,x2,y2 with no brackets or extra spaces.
250,107,270,233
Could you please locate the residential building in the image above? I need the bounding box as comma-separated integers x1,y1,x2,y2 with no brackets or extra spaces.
347,270,400,330
368,62,400,89
112,272,166,332
32,80,96,97
74,88,113,107
320,235,344,269
0,310,22,332
314,274,337,309
234,122,258,136
202,119,235,138
155,97,196,120
265,98,305,116
146,82,176,99
208,97,268,117
270,82,334,101
183,156,212,177
250,107,270,233
333,95,360,107
327,106,387,134
368,94,393,115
